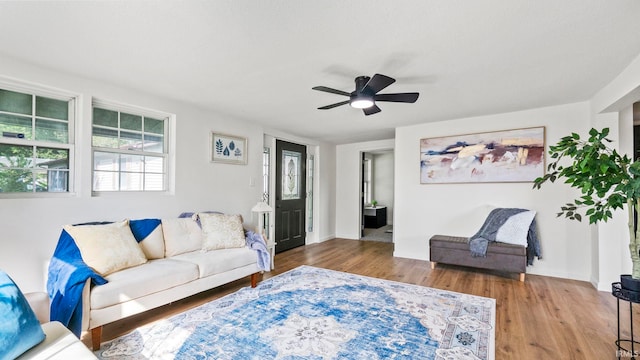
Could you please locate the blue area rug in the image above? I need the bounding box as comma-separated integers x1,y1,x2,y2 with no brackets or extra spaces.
96,266,495,359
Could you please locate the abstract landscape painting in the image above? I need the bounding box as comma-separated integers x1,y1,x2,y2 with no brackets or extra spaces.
420,127,545,184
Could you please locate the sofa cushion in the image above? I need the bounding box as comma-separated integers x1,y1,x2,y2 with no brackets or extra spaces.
161,218,203,257
64,220,148,276
0,270,46,360
172,247,257,278
129,218,165,259
90,258,199,310
199,213,246,250
18,321,98,360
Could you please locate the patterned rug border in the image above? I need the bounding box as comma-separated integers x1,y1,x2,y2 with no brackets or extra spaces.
96,265,496,360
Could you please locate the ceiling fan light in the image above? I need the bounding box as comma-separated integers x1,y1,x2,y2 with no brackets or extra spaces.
351,98,374,109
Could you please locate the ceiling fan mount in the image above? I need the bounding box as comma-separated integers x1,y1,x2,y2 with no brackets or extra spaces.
312,73,419,115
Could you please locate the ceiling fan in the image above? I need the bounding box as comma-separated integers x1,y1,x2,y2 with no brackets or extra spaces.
312,73,419,115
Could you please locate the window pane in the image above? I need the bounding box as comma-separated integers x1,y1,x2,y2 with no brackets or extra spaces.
120,112,142,131
93,170,118,191
120,154,143,172
94,151,119,171
120,172,142,191
0,144,32,168
91,102,169,193
0,113,33,140
35,147,69,169
143,134,164,153
144,173,163,190
120,130,142,150
93,107,118,128
145,117,164,135
40,169,68,192
36,96,68,120
0,89,32,115
144,156,164,173
35,119,68,143
92,127,119,148
0,169,32,192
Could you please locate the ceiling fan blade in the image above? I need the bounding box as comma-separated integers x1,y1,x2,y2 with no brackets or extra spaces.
374,92,419,103
363,105,381,116
362,74,395,94
312,86,351,97
318,100,350,110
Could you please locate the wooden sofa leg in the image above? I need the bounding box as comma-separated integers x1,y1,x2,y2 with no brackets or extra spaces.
251,273,258,288
91,326,102,350
519,273,525,282
430,261,437,270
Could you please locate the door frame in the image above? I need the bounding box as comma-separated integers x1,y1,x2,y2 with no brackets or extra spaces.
358,148,395,240
264,135,319,248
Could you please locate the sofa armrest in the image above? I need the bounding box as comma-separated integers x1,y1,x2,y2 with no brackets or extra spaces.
24,292,50,324
18,322,97,359
81,278,91,331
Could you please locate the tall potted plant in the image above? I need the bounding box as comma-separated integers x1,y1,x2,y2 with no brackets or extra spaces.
533,128,640,288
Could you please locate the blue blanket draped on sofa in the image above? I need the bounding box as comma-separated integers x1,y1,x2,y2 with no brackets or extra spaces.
47,219,161,336
46,229,107,337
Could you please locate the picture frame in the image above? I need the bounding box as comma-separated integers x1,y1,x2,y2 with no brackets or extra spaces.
210,132,247,165
420,126,545,184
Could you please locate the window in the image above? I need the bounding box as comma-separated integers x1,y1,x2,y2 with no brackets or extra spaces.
92,100,169,192
363,157,372,204
262,146,270,203
0,86,74,194
307,154,314,232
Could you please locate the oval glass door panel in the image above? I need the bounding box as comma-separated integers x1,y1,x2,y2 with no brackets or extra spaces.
282,150,301,200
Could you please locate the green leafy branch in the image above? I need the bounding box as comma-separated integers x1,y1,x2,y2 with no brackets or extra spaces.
533,128,640,224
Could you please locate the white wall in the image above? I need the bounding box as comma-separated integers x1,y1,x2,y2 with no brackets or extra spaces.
373,152,394,225
0,55,266,292
317,143,336,241
394,102,593,281
335,139,394,239
589,51,640,290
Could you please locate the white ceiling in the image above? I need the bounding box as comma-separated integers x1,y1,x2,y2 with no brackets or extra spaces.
2,1,640,144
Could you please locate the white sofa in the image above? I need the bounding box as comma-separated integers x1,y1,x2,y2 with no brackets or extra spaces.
49,214,264,351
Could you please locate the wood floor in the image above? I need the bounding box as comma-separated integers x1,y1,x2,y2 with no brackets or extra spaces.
86,239,629,359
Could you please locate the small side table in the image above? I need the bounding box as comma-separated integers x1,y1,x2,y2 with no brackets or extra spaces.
612,282,640,359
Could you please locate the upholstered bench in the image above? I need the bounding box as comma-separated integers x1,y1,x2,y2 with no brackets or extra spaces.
429,234,527,281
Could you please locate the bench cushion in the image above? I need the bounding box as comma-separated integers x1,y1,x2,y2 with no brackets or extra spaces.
430,234,526,256
429,234,526,273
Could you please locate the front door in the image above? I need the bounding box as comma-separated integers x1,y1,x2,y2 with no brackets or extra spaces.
275,140,306,253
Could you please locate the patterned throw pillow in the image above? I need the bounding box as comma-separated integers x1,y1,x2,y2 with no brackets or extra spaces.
0,270,46,359
64,219,148,276
199,213,246,250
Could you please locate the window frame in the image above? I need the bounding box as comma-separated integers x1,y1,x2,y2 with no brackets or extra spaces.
0,79,77,197
91,98,172,195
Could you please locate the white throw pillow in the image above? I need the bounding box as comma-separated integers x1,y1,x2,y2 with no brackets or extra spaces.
495,210,536,247
199,213,246,250
64,220,148,276
161,218,203,257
